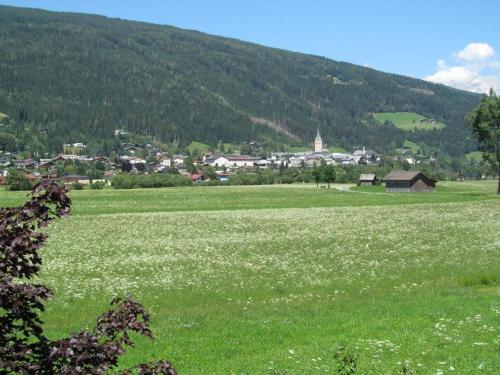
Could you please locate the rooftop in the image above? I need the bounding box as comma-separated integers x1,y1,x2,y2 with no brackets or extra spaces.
384,170,422,181
359,173,376,181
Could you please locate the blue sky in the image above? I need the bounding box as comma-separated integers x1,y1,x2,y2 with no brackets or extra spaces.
1,0,499,92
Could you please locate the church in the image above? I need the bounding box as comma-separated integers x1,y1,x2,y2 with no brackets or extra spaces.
314,129,326,152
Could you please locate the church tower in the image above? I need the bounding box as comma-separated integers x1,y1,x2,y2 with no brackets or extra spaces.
314,129,323,152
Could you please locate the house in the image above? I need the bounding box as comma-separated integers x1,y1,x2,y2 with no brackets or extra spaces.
216,173,230,183
172,155,186,165
183,172,205,183
61,154,79,160
358,174,377,186
305,153,323,167
384,171,436,193
129,157,146,166
114,129,128,136
60,175,91,185
256,158,271,168
226,155,258,168
420,118,437,125
94,156,111,164
23,158,38,168
13,160,25,169
204,156,229,168
159,158,171,168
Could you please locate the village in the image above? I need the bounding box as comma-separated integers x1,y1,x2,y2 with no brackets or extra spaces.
2,3,499,375
0,129,441,192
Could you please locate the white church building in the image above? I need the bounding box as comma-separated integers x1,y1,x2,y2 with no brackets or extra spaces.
314,129,327,152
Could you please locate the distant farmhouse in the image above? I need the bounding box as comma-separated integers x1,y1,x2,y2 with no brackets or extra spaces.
358,173,377,186
420,118,437,125
384,171,436,193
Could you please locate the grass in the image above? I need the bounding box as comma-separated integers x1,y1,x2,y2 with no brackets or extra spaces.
351,180,497,195
465,151,484,162
329,146,348,153
1,181,499,374
186,141,211,155
221,143,239,152
374,112,446,131
403,140,422,154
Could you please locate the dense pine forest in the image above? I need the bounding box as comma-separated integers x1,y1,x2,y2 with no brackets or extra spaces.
0,6,481,156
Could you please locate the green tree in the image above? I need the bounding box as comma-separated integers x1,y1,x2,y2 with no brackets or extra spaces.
312,165,323,187
6,169,32,191
467,89,500,194
0,131,17,151
55,161,65,176
323,164,336,187
279,161,287,174
201,165,217,179
185,157,197,174
240,144,252,155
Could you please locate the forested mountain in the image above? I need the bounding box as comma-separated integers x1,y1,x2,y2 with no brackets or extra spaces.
0,6,481,156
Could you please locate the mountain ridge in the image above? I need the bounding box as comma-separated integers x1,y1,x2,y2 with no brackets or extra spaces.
0,5,481,156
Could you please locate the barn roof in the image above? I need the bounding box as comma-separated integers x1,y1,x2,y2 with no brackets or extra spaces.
384,171,422,181
359,173,376,181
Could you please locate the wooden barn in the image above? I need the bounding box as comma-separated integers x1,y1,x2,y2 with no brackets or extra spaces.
358,173,376,186
384,171,436,193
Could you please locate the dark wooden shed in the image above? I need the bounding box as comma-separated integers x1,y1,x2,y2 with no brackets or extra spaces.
384,171,436,192
358,173,376,186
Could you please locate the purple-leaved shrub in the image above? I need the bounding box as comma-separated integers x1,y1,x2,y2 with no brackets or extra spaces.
0,181,176,374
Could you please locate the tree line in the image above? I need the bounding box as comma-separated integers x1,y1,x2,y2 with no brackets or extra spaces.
0,5,480,157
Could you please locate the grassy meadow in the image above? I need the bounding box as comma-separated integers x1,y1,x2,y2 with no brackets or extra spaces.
465,151,484,163
374,112,446,131
403,140,422,154
1,182,499,374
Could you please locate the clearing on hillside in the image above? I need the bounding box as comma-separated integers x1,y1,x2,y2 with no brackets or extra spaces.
465,151,484,162
403,139,422,153
186,141,212,155
374,112,446,131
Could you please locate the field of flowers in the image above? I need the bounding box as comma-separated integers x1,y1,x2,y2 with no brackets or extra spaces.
1,181,499,373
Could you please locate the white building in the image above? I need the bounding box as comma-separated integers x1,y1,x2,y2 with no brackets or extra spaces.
129,157,146,165
61,154,79,160
227,155,258,168
159,158,171,168
314,129,323,153
256,158,271,168
204,156,230,168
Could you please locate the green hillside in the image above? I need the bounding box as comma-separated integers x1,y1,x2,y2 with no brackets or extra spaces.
186,141,211,155
0,6,481,156
373,112,446,131
403,140,422,153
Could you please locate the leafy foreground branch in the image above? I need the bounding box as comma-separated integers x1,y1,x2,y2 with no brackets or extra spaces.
0,181,176,374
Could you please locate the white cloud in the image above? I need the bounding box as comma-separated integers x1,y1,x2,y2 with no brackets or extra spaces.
454,42,495,62
424,42,500,93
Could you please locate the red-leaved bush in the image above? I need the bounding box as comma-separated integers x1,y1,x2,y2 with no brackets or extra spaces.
0,181,176,374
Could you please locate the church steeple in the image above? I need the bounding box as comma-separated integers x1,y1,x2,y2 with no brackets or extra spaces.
314,128,323,152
